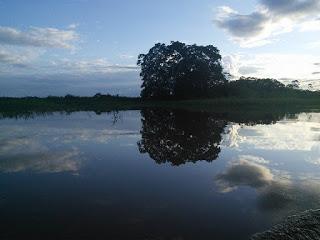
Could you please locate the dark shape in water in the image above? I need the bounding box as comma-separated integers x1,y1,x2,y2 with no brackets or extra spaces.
251,209,320,240
138,108,226,165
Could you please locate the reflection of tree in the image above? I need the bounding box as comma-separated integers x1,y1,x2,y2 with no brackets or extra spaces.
138,109,226,165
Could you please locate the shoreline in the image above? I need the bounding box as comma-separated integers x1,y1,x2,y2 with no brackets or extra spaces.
1,95,320,111
1,96,320,121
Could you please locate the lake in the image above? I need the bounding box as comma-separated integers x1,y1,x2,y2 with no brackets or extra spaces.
1,109,320,239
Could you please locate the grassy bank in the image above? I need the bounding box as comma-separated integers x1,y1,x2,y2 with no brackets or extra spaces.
1,95,320,118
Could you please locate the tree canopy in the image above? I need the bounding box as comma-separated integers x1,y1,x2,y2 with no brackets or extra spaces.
137,41,226,99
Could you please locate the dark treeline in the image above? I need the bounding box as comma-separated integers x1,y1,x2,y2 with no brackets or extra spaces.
225,77,320,99
0,94,142,118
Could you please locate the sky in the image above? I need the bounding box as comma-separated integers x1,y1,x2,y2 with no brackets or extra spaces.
0,0,320,96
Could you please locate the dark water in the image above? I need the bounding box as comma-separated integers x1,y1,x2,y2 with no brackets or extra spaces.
1,109,320,239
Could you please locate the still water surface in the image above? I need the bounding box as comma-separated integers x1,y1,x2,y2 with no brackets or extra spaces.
1,109,320,239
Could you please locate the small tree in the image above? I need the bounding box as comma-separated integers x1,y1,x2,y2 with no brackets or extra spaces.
137,41,226,99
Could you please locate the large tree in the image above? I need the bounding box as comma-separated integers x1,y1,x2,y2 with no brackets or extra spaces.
137,41,226,99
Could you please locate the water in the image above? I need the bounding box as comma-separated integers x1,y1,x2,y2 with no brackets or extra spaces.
1,109,320,239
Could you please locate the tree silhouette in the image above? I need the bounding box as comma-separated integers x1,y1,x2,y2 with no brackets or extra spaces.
287,80,300,89
137,41,226,99
137,109,226,166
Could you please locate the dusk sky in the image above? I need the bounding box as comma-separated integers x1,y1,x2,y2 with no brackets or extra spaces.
1,0,320,96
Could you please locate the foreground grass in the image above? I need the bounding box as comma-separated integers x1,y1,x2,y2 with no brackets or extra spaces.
1,95,320,119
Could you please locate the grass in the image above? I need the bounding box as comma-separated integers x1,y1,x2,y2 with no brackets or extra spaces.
1,95,320,119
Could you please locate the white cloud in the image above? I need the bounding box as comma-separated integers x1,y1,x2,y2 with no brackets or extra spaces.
307,41,320,49
222,53,320,87
49,58,139,74
215,0,320,47
67,23,79,29
0,54,139,77
0,26,78,49
299,19,320,32
0,47,41,68
119,54,135,60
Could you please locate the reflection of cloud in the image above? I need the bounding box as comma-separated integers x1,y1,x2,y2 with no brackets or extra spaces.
0,148,81,173
55,129,140,143
305,145,320,165
239,155,269,164
215,157,320,214
255,180,319,211
0,137,47,153
0,138,82,173
223,113,320,151
216,159,273,192
0,118,140,173
0,123,140,145
222,124,245,148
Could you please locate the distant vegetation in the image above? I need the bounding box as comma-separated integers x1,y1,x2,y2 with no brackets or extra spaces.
0,94,141,118
226,77,320,98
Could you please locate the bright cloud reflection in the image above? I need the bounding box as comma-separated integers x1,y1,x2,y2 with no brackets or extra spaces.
0,112,139,173
215,155,320,215
223,113,320,151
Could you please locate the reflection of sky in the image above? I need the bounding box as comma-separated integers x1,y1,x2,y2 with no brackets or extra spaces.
0,111,140,173
215,158,320,215
223,113,320,151
218,112,320,220
222,113,320,171
1,111,320,239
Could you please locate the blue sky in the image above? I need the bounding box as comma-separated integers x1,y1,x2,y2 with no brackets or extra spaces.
0,0,320,96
